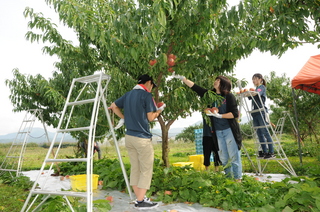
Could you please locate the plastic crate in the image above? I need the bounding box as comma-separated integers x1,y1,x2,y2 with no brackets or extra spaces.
69,174,99,191
194,129,203,134
189,155,205,171
196,149,203,155
195,139,202,144
172,162,194,168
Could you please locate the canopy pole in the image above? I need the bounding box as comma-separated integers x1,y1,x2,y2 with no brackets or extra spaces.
291,88,303,165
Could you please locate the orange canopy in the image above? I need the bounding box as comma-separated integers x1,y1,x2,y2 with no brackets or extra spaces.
291,54,320,95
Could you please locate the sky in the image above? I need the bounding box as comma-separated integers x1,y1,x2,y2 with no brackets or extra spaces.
0,0,319,135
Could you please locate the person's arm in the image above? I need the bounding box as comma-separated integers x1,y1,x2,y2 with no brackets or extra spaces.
110,102,124,119
181,77,194,88
146,96,166,121
211,94,238,119
173,73,208,97
109,102,125,129
220,112,234,119
147,110,162,122
210,111,234,119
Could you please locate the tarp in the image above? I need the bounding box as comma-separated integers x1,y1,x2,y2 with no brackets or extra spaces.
291,54,320,165
291,54,320,95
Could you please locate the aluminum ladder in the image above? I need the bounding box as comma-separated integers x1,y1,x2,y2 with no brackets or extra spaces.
0,109,49,178
237,91,296,176
21,73,132,212
274,111,298,141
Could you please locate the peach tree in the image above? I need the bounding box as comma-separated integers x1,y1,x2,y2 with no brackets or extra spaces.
6,0,319,167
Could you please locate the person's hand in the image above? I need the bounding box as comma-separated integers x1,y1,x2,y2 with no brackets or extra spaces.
114,118,124,129
172,72,185,80
212,111,222,118
157,103,166,111
204,108,214,115
206,110,222,118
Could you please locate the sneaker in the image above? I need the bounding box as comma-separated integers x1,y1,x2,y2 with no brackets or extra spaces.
143,197,151,202
264,153,276,159
133,196,151,203
134,200,158,210
258,151,266,158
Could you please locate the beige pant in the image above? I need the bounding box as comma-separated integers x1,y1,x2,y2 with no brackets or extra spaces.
125,134,154,189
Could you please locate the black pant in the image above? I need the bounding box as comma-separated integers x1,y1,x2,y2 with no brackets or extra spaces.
202,136,221,167
80,141,101,159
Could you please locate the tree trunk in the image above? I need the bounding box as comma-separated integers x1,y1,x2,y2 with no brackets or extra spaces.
161,126,170,167
157,116,175,167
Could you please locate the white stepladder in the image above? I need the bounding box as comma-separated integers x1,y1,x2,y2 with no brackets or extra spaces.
237,91,296,176
21,73,132,212
0,109,50,178
274,111,298,141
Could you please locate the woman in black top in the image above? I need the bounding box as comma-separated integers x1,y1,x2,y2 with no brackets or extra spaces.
174,74,242,181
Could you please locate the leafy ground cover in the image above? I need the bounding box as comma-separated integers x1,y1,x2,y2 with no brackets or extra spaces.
0,136,319,211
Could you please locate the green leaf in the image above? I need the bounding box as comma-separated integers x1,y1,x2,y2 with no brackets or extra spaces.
158,8,166,28
282,206,294,212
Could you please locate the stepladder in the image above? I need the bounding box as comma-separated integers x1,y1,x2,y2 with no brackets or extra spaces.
237,90,296,176
0,109,50,178
274,111,298,141
21,73,132,212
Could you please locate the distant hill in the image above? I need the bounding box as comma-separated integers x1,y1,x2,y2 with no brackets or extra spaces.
151,120,202,138
0,121,207,144
151,127,185,138
0,127,185,144
0,128,76,144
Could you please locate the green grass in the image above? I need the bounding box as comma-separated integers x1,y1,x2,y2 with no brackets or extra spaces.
0,184,29,211
102,138,319,176
1,138,318,175
0,136,319,212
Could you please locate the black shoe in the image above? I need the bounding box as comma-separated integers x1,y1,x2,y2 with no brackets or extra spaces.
264,153,276,159
258,151,266,158
133,196,151,203
134,200,158,210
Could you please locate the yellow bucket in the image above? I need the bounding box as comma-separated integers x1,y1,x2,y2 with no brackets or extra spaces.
172,162,194,168
69,174,99,191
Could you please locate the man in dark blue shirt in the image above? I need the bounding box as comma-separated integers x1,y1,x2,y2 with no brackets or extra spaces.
110,74,165,210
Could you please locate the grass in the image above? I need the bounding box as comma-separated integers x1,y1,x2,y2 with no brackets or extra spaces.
0,138,318,175
0,136,319,212
66,138,320,175
0,184,29,211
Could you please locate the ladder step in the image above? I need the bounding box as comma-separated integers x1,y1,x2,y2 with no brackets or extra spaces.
0,168,18,172
28,109,40,112
248,108,264,113
32,190,88,198
67,98,95,106
18,131,30,134
57,127,90,133
254,141,280,145
23,120,34,122
75,74,110,83
258,157,287,161
253,125,272,129
6,156,20,158
45,158,88,163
